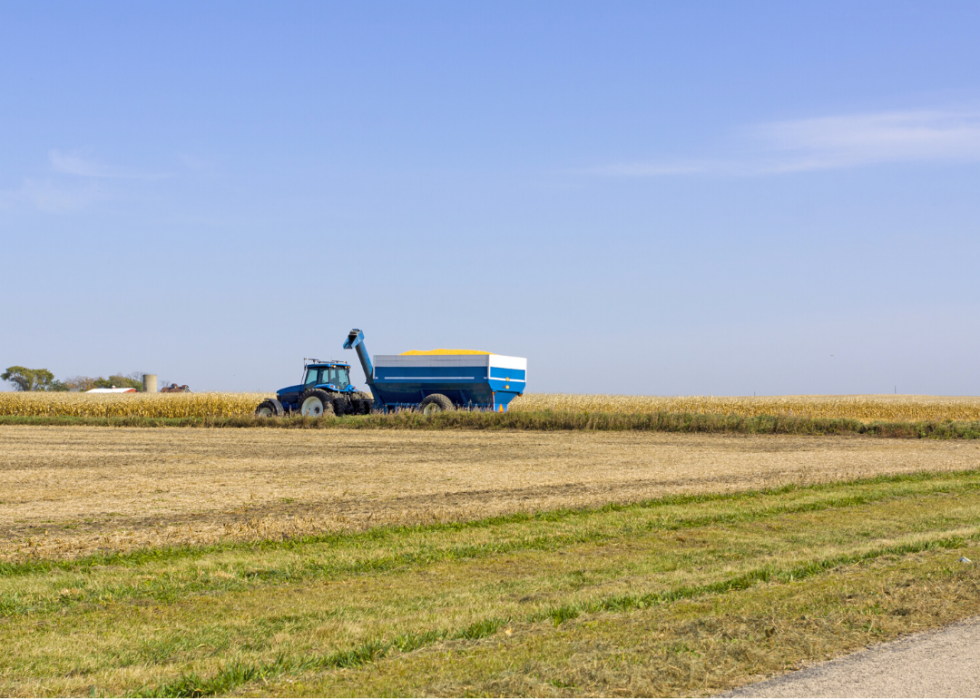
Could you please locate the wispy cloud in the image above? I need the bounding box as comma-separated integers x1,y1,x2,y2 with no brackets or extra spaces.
590,109,980,177
0,149,171,213
48,148,169,180
756,110,980,171
0,178,104,212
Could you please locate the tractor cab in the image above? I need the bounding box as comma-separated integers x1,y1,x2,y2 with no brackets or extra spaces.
303,363,352,392
296,358,354,395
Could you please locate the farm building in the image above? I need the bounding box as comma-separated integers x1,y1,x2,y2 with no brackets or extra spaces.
160,384,191,393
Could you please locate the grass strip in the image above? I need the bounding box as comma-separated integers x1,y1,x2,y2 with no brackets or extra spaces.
139,623,505,698
280,542,980,697
136,531,978,698
3,410,980,438
6,471,976,640
535,531,977,626
3,468,976,583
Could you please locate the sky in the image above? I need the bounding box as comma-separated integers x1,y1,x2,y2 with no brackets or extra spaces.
2,0,979,395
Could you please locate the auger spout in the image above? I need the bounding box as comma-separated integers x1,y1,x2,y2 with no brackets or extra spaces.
343,328,374,385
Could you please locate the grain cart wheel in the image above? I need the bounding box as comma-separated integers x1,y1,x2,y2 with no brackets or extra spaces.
420,394,454,415
332,397,347,417
300,389,335,418
255,398,284,418
354,391,373,414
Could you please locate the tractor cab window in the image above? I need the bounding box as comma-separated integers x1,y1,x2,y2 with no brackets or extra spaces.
303,366,350,388
322,367,351,389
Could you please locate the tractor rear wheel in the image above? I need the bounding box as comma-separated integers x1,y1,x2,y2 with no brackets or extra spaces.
255,398,284,418
420,393,454,415
354,391,373,414
300,389,335,418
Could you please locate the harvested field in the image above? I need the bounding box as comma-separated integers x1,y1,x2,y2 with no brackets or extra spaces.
2,425,979,562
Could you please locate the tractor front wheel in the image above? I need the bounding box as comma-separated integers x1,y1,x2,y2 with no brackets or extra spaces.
300,389,335,418
420,394,454,416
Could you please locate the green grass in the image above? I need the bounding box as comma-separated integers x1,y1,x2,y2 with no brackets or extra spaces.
273,542,980,698
3,409,980,438
144,535,978,698
2,469,980,696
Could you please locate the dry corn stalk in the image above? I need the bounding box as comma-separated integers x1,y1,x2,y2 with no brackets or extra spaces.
1,391,979,423
0,393,273,418
508,393,980,423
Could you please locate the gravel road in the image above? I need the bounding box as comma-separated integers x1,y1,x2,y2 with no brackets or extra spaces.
725,615,980,698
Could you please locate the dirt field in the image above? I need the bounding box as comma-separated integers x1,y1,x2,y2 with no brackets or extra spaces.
2,425,979,562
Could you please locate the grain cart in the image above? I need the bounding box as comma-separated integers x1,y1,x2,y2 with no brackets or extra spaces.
254,359,373,417
343,328,526,414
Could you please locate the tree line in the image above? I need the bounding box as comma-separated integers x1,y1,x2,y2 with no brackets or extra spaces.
2,366,146,392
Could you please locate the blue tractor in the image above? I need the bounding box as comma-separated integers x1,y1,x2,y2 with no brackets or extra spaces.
254,358,373,417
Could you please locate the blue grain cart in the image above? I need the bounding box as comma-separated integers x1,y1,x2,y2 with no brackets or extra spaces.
344,328,526,414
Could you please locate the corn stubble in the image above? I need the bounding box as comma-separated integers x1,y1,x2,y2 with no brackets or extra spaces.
1,391,979,422
3,426,979,562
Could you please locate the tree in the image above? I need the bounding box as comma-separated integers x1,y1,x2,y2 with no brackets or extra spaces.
93,373,144,391
2,366,57,391
63,376,100,392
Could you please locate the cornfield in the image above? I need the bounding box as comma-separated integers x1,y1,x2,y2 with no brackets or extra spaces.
509,394,980,423
0,392,273,418
1,391,979,423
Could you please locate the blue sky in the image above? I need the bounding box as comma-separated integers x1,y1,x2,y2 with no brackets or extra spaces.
2,1,979,395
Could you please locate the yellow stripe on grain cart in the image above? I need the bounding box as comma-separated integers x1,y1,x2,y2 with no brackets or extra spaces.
399,349,493,355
